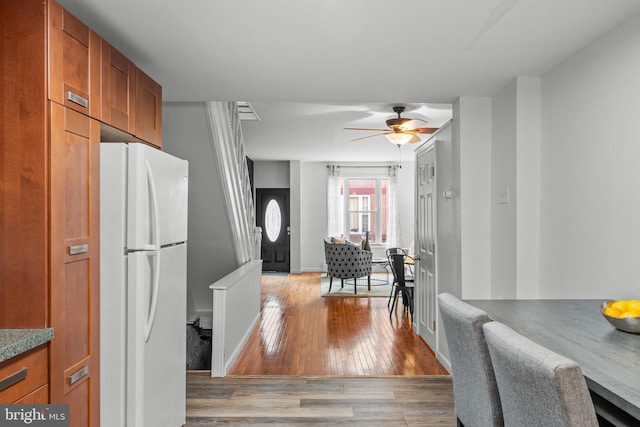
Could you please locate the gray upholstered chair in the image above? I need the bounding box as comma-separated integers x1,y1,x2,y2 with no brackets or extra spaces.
324,239,373,294
483,322,598,427
437,293,503,427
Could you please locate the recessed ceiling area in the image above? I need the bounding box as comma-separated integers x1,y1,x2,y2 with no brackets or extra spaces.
56,0,640,161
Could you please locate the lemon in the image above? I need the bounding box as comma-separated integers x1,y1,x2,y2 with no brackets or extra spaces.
611,300,628,312
626,299,640,312
621,311,640,318
604,306,624,318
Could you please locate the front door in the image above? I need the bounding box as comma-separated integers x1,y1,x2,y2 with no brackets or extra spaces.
416,144,437,349
256,188,290,272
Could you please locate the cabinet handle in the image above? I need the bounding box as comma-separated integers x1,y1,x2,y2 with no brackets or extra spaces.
68,366,89,386
67,91,88,109
69,244,89,255
0,367,27,392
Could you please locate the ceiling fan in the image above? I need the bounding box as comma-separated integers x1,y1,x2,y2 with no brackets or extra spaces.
344,106,439,146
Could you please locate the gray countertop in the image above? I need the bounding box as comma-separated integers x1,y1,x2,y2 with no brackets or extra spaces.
0,329,54,363
466,299,640,422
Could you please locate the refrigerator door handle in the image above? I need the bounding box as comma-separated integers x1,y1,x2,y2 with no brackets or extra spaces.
144,251,161,343
145,159,161,251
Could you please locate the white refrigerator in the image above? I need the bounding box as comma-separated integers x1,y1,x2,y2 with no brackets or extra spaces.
100,143,189,427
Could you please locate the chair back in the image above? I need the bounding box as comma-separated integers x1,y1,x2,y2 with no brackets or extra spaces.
483,322,598,427
324,239,372,279
437,293,504,427
389,253,407,286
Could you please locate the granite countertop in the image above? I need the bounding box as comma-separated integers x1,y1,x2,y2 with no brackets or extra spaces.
0,329,54,363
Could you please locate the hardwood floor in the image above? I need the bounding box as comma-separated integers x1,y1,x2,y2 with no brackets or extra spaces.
186,373,456,426
185,272,455,425
227,272,448,376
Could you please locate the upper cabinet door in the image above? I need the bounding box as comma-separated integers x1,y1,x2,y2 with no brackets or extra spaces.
48,0,100,117
135,67,162,148
101,39,136,133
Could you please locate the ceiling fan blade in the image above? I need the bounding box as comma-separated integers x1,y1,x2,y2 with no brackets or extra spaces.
350,132,391,142
344,127,391,131
408,134,421,143
399,118,428,131
412,127,439,134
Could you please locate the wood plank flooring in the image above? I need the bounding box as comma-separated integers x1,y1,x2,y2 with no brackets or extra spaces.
186,373,456,426
228,272,448,376
184,272,455,425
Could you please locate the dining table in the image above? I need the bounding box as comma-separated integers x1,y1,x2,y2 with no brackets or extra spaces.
465,299,640,425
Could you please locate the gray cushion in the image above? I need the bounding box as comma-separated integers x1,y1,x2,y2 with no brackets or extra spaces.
437,293,504,427
483,322,598,427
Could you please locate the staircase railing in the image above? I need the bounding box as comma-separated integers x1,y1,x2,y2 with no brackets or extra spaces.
204,101,260,264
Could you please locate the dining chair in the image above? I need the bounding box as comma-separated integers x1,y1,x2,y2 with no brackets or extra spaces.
388,253,414,319
437,293,504,427
385,248,414,308
483,321,598,427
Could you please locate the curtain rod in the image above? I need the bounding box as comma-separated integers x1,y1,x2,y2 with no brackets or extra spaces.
326,164,401,169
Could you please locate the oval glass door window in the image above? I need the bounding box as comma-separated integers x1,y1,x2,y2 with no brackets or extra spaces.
265,199,282,242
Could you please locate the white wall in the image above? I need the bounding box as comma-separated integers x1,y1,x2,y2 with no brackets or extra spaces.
491,81,517,298
455,97,493,299
162,102,238,322
254,160,290,188
490,77,542,299
290,161,302,273
538,12,640,299
299,162,328,272
515,77,541,299
397,160,416,253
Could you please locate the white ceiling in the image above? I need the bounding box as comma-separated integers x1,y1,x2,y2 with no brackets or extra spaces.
58,0,640,161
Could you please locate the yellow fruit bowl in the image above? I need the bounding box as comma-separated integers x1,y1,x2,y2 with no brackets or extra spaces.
600,300,640,334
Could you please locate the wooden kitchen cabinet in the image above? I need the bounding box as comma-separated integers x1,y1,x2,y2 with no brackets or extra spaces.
49,103,100,427
135,66,163,148
2,0,162,423
2,1,100,424
0,346,49,404
101,39,136,134
48,0,101,118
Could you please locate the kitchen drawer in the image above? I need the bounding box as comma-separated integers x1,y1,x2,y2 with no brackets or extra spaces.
0,345,48,403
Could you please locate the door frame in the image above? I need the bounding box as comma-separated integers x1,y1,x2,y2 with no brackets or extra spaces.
255,188,291,272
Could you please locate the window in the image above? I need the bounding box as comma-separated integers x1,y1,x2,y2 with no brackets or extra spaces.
343,178,389,244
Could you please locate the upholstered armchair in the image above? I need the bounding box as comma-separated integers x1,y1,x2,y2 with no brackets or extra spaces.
324,239,373,294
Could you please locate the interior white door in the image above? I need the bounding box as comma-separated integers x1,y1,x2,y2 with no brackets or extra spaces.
127,244,187,427
416,145,437,349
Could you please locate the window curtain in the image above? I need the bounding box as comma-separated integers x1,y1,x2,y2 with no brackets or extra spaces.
386,164,402,248
326,164,344,238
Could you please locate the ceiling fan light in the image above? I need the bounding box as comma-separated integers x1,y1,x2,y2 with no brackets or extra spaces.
385,132,414,146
